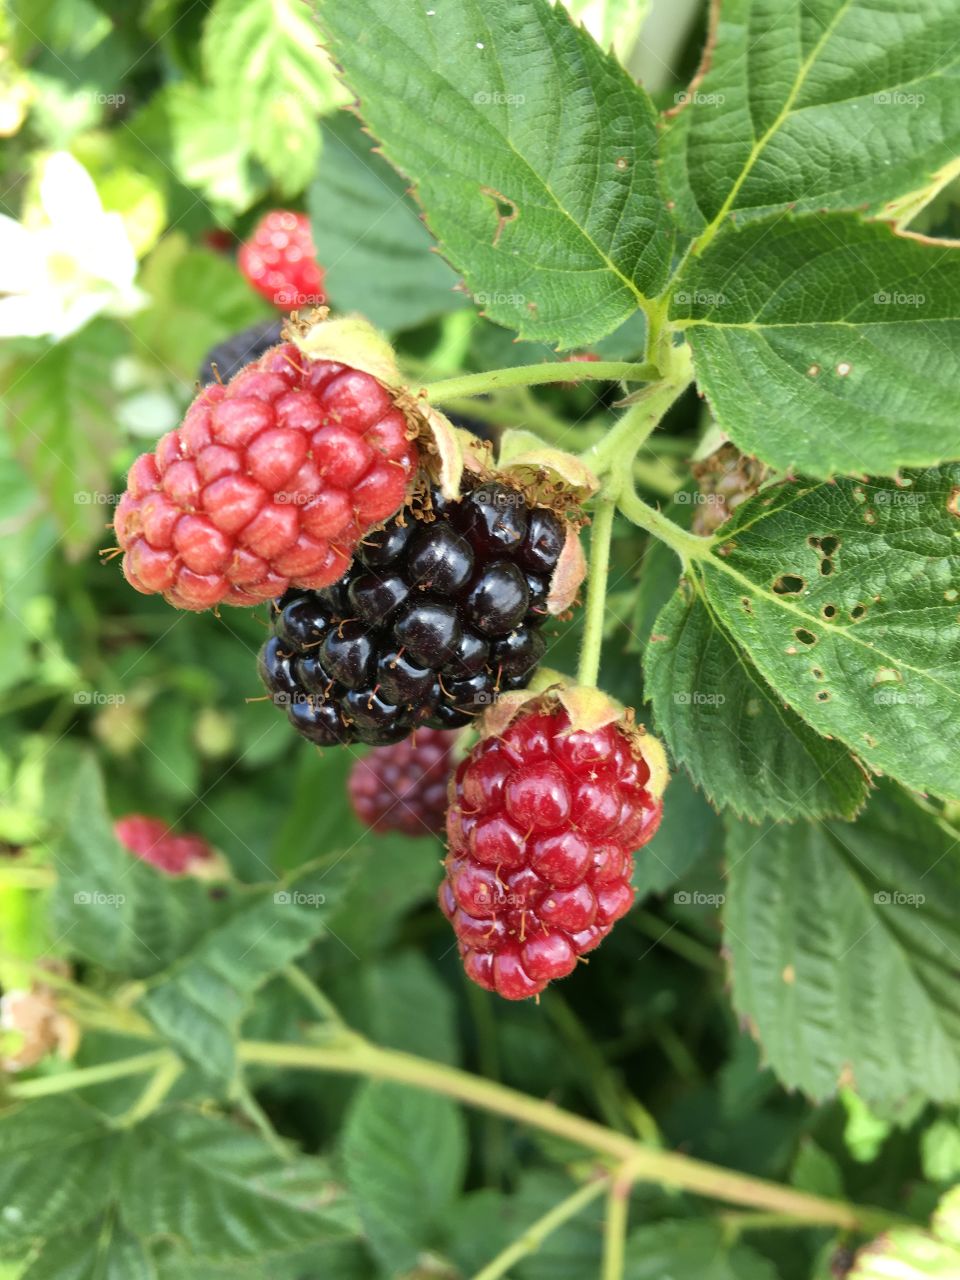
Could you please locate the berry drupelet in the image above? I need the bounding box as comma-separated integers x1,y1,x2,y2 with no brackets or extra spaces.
439,701,665,1000
348,727,457,837
258,483,568,746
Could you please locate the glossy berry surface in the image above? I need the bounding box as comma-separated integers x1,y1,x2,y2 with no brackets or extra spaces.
114,814,215,876
258,484,564,745
348,727,456,837
198,317,283,386
440,706,663,999
238,210,325,310
115,342,418,610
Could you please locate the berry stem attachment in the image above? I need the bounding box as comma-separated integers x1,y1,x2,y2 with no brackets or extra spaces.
577,498,616,689
421,360,658,402
237,1037,909,1233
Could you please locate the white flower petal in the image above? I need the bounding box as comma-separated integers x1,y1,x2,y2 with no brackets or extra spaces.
40,152,103,232
0,291,62,339
48,292,109,341
0,215,44,293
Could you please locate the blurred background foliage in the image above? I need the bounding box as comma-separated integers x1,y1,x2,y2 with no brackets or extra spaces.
1,2,960,1278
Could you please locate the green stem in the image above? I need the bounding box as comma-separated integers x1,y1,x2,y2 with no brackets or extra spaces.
718,1210,836,1240
114,1054,183,1128
579,343,693,485
423,361,657,402
472,1175,610,1280
237,1037,906,1233
283,965,346,1029
6,1049,175,1099
577,498,616,688
618,485,714,566
602,1168,632,1280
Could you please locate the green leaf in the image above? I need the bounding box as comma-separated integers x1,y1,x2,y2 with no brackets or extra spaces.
0,1099,117,1250
22,1224,152,1280
645,585,869,819
660,0,960,234
202,0,349,195
693,466,960,801
361,951,460,1066
725,785,960,1105
0,324,124,554
153,1242,374,1280
921,1118,960,1183
315,0,673,345
342,1081,466,1272
445,1170,608,1279
116,1110,355,1261
47,752,232,978
671,213,960,477
163,83,264,215
141,855,355,1081
308,114,467,332
791,1139,844,1198
850,1184,960,1279
624,1220,778,1280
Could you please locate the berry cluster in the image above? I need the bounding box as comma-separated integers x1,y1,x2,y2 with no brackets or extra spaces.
258,483,565,745
238,210,325,310
440,703,663,999
115,342,418,609
348,728,456,837
114,814,217,877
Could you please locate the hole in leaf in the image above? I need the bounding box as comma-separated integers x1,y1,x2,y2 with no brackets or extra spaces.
820,559,834,576
851,604,867,620
816,690,831,702
773,574,805,595
819,536,840,556
811,667,825,679
794,628,817,645
821,604,837,620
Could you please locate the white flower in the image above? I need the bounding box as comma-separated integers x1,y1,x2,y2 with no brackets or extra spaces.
0,151,144,340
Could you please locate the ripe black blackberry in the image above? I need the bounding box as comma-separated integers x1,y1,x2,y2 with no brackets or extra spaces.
258,483,567,746
197,317,284,386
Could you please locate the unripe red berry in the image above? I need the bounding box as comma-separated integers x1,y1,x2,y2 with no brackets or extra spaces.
238,210,325,310
440,700,666,999
115,342,419,610
348,728,457,836
114,814,221,877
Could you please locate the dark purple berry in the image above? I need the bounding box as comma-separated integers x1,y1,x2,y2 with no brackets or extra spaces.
347,572,409,625
464,562,528,634
394,602,462,667
406,524,474,594
490,628,546,677
322,623,374,689
520,508,565,574
457,484,527,554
